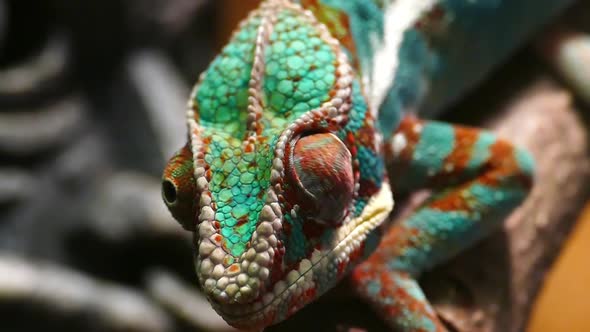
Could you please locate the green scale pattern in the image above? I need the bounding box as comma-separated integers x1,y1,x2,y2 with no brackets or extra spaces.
193,9,337,256
264,10,336,116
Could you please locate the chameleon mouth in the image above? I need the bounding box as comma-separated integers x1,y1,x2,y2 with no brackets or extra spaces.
212,182,394,328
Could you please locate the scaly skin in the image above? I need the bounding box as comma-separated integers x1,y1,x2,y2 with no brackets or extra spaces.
161,0,578,330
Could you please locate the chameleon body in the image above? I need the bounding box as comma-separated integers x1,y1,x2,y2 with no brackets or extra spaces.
161,0,578,330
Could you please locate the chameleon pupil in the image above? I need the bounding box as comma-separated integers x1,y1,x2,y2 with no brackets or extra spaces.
162,180,177,205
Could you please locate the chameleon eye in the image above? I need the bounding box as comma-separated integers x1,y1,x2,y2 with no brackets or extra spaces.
162,144,197,231
162,179,178,205
288,132,355,226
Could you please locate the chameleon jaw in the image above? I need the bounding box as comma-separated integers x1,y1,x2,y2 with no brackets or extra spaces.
211,182,394,329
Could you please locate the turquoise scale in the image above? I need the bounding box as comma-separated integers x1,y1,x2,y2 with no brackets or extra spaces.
192,8,339,256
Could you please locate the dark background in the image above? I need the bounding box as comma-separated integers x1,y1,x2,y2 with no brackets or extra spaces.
0,0,589,331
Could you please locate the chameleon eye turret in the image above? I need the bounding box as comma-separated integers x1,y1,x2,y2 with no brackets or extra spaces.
287,132,355,226
161,144,197,231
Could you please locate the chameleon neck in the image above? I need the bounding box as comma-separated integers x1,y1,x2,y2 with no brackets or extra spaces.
300,0,575,136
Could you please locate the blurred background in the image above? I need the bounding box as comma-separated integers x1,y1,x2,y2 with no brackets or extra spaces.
0,0,588,331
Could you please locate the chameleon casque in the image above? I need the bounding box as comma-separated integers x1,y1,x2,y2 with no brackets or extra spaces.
161,0,582,330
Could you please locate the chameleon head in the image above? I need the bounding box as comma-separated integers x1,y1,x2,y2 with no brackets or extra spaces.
162,1,393,329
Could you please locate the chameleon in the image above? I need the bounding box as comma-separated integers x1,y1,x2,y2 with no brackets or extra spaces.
161,0,588,330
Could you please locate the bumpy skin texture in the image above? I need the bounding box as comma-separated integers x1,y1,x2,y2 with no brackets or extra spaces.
164,2,389,328
161,0,575,330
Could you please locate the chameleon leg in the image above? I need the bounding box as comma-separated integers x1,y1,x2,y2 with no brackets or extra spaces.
351,116,534,331
352,266,443,331
537,25,590,104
